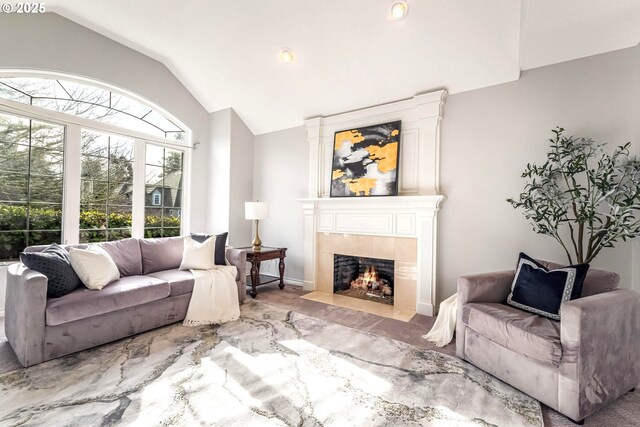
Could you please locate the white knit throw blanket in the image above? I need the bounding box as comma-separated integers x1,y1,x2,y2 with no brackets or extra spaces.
184,265,240,327
422,293,458,347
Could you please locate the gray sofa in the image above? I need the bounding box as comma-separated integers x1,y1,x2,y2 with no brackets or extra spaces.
456,261,640,423
5,236,247,367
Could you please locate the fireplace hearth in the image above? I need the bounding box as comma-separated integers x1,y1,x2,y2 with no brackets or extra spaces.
334,254,394,305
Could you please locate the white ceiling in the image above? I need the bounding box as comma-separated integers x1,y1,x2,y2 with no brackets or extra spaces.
46,0,640,135
520,0,640,70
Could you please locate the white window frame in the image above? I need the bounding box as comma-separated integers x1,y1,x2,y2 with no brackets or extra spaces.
0,73,193,244
152,191,161,206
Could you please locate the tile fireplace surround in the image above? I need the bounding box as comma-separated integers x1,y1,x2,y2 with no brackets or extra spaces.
299,196,443,316
320,234,414,308
298,89,447,317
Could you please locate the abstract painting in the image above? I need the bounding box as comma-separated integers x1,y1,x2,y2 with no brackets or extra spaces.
330,121,401,197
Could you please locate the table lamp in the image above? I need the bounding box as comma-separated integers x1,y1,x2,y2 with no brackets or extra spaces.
245,201,269,250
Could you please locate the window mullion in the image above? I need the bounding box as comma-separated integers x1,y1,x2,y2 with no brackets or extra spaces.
131,139,146,238
181,147,191,234
62,125,81,244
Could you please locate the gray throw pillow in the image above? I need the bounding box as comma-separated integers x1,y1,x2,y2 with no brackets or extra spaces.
19,243,82,298
191,232,228,265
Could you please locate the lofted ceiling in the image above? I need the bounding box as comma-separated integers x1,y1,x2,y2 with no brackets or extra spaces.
45,0,640,135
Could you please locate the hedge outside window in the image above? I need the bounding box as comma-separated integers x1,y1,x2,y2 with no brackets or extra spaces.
0,113,64,259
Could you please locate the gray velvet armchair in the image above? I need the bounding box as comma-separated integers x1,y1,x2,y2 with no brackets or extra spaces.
456,262,640,424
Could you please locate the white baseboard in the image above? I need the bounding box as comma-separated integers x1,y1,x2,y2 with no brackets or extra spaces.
416,302,434,317
283,277,303,287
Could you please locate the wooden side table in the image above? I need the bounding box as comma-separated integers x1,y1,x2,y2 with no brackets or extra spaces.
240,246,287,298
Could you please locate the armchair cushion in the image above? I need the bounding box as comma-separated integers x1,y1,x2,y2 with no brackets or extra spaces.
541,260,619,297
507,253,589,320
462,302,562,366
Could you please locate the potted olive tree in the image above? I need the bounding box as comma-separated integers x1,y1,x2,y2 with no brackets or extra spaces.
507,127,640,264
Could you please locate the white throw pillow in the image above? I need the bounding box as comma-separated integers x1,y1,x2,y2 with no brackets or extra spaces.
69,245,120,290
180,235,216,270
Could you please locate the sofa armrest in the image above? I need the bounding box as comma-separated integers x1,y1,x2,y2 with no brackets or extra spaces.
226,248,247,303
5,263,48,367
456,270,514,358
558,289,640,420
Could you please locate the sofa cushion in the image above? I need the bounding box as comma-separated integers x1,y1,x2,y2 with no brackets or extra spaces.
69,246,121,290
46,276,170,326
148,269,194,297
24,244,88,253
139,236,185,274
180,236,216,270
98,238,143,277
191,232,228,265
462,302,562,366
19,243,82,298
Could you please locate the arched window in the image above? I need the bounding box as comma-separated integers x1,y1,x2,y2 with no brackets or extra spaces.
0,73,191,259
0,77,185,140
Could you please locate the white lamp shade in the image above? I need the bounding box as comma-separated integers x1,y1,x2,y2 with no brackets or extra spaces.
245,202,269,220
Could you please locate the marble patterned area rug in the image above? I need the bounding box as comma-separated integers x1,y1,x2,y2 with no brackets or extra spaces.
0,300,542,426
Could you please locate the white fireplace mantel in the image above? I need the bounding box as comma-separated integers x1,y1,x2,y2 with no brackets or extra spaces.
298,195,443,316
298,90,446,317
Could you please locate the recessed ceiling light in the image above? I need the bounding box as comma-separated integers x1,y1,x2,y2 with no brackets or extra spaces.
279,48,294,63
390,1,408,20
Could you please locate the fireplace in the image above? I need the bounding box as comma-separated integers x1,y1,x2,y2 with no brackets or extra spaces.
299,90,446,316
333,254,395,305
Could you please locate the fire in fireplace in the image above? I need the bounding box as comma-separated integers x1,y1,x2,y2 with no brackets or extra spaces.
333,254,394,305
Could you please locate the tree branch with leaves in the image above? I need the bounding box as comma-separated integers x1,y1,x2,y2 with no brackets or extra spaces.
507,127,640,264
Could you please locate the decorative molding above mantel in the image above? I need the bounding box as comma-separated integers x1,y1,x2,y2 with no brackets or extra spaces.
297,195,444,237
304,90,447,199
298,195,443,208
298,90,447,317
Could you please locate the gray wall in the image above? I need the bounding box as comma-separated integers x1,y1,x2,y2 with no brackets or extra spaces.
253,126,308,282
439,45,639,300
208,109,232,236
229,109,254,247
252,46,640,301
0,13,212,232
207,108,255,246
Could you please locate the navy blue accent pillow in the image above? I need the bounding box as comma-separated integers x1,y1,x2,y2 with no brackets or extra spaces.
19,243,82,298
507,253,589,320
190,232,228,265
